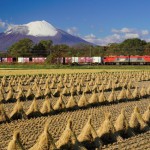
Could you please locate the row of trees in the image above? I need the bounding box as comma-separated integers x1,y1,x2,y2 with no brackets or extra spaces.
2,38,150,63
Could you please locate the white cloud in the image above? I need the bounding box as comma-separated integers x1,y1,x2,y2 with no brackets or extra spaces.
112,27,135,33
84,33,96,39
0,20,6,28
84,33,122,46
124,33,140,39
141,30,149,35
67,27,78,36
84,27,150,45
0,20,15,32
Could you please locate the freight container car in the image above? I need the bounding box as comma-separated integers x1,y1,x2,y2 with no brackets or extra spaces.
18,57,24,63
85,57,93,64
92,57,102,64
23,57,29,63
2,57,13,63
32,57,46,63
78,57,86,63
7,57,13,63
2,58,7,62
72,57,79,64
56,57,64,64
65,57,72,64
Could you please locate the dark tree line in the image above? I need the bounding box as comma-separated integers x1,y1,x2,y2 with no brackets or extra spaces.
3,38,150,64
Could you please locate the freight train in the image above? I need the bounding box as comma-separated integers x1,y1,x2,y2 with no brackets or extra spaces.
1,56,150,65
59,56,150,65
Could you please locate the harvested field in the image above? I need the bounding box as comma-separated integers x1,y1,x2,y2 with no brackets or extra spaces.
0,70,150,150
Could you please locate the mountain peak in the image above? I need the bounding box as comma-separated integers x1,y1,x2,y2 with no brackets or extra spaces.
5,20,58,37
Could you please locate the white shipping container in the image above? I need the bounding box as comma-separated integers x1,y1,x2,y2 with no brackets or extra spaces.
18,57,24,63
93,57,102,63
72,57,79,63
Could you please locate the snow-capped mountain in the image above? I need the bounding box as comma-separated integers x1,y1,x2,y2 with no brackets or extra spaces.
0,20,91,51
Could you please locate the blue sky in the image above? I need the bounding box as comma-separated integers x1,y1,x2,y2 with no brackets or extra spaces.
0,0,150,45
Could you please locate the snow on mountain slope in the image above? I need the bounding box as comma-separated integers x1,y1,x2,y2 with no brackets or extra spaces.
26,20,57,36
5,20,58,37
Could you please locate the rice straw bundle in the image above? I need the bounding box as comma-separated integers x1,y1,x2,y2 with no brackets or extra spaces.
117,87,127,101
0,85,5,94
35,87,44,99
26,97,41,117
40,96,54,115
10,99,27,120
97,113,122,143
108,89,117,103
92,83,99,93
50,81,56,89
16,90,25,101
89,90,99,104
62,85,69,96
84,83,91,94
146,85,150,95
126,88,133,100
78,116,102,149
53,95,66,111
97,113,115,137
132,86,140,99
129,106,149,131
140,86,147,97
32,82,38,91
58,81,64,88
78,92,89,108
6,88,14,101
66,93,77,109
114,109,128,132
7,131,25,150
142,105,150,124
44,86,52,97
0,90,4,102
99,90,106,103
29,121,57,150
77,84,82,95
26,87,34,100
106,80,112,90
53,86,61,97
56,119,87,150
0,103,9,123
99,84,105,92
70,85,77,96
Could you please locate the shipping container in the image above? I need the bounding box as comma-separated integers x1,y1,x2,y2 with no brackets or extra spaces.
85,57,93,63
32,57,43,63
78,57,86,63
93,57,102,63
56,57,63,64
2,57,13,63
18,57,24,63
2,58,7,62
7,57,13,63
72,57,79,63
65,57,72,64
23,57,29,63
38,57,46,63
